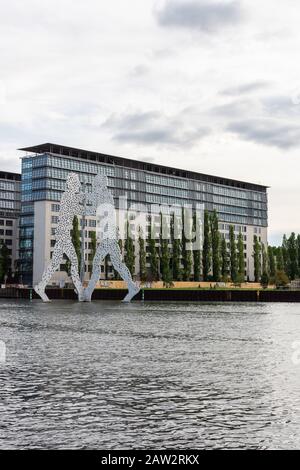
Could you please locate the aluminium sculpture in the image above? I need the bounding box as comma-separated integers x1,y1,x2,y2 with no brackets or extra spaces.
34,172,140,303
84,173,140,302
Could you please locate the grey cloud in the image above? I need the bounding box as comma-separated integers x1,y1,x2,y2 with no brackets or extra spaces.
115,129,176,144
103,110,211,147
103,111,160,131
227,119,300,149
262,95,300,116
155,0,243,33
209,99,252,118
129,65,150,77
221,81,270,97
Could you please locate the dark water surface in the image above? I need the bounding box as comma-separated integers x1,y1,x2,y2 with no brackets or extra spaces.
0,300,300,449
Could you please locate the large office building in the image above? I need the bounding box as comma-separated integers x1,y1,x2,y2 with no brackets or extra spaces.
0,171,21,276
19,143,268,286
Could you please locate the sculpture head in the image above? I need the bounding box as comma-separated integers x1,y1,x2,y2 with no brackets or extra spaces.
94,173,108,190
66,173,81,192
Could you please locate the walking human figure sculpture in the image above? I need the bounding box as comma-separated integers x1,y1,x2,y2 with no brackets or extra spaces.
34,173,84,302
84,173,140,302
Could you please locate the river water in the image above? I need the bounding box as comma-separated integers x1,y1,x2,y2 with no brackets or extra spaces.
0,300,300,449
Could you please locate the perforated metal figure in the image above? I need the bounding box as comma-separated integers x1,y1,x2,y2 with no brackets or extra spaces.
34,173,84,302
84,173,140,302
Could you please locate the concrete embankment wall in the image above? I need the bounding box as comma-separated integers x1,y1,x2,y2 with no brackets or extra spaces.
1,287,300,302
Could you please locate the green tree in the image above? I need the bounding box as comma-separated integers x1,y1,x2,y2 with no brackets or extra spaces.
88,230,97,276
210,210,221,282
90,231,97,260
124,221,135,277
148,217,159,281
73,216,81,266
253,235,261,282
282,234,290,276
13,259,21,284
0,243,11,283
221,237,229,281
171,214,182,281
202,210,211,281
287,232,298,280
229,225,237,282
261,243,268,275
113,239,123,280
261,271,269,288
268,246,276,278
237,232,245,282
261,243,269,287
193,212,201,282
276,246,284,271
297,235,300,274
182,209,192,281
160,214,172,286
138,227,147,282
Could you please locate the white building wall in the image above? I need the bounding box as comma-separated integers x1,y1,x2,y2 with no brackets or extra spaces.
219,223,268,282
32,200,268,286
33,201,53,286
246,225,268,281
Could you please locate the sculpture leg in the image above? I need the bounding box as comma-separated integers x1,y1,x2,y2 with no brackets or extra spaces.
34,244,63,302
65,243,84,301
109,242,140,302
84,244,108,301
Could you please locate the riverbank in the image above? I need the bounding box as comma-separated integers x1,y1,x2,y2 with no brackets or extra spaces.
1,287,300,302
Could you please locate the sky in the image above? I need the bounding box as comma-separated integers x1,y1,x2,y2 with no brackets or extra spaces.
1,0,300,245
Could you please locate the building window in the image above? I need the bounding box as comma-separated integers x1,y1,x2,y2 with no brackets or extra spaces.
0,220,4,226
51,204,60,212
51,216,59,224
5,230,13,236
6,220,13,226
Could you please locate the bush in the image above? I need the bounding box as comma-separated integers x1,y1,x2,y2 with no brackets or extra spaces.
261,271,269,288
274,270,290,288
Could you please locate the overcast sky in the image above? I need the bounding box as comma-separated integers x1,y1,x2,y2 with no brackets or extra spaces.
1,0,300,244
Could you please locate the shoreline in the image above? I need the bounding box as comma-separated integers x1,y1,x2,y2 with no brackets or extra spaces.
1,287,300,302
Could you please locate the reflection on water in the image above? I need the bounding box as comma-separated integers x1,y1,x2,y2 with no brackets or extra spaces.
0,300,300,449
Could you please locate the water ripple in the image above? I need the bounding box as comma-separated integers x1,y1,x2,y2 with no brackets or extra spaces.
0,300,300,449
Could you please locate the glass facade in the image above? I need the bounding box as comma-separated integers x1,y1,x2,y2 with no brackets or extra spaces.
0,171,21,269
19,146,268,284
19,158,34,282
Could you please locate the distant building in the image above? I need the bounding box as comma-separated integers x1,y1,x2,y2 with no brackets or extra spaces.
0,171,21,277
19,143,268,286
